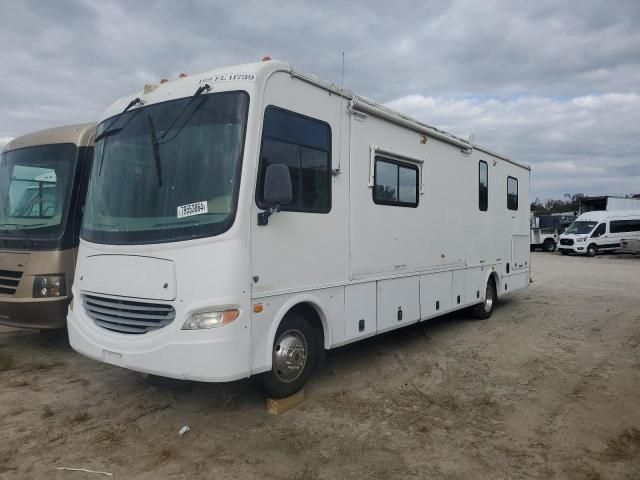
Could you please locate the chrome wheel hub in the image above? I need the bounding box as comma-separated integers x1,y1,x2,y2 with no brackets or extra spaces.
484,284,494,313
273,329,308,383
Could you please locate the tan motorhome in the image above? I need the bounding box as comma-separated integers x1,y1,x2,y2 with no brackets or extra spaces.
0,123,96,329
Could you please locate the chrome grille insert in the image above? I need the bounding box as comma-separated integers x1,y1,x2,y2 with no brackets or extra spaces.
0,269,23,295
83,294,176,334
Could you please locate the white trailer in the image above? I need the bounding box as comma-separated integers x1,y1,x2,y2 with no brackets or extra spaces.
68,60,531,397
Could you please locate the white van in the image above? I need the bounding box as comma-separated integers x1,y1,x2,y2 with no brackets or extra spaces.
558,210,640,256
67,60,530,397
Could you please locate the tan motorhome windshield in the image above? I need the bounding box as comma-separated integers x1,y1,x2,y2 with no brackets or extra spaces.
0,143,77,237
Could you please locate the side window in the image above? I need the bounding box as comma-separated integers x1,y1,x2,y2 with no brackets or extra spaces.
610,219,640,233
256,106,331,213
373,156,419,207
507,176,518,211
592,223,606,237
479,160,488,211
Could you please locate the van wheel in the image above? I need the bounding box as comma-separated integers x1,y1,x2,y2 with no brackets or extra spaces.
586,244,598,257
471,278,497,320
543,239,556,252
260,312,318,398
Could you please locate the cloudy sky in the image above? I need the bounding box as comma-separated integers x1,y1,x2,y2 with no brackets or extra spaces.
1,0,639,200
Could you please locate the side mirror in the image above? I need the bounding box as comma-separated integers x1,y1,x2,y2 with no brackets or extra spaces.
258,163,292,226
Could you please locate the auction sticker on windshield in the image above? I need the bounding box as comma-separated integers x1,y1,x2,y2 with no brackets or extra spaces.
177,201,208,219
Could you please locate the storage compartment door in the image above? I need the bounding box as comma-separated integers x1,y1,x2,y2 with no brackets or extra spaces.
419,271,453,319
377,277,420,333
344,283,377,343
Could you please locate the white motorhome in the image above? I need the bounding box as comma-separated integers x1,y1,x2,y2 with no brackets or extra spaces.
558,210,640,256
67,60,530,397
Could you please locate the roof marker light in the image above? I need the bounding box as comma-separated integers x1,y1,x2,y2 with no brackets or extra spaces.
160,78,169,84
179,73,188,78
262,56,272,61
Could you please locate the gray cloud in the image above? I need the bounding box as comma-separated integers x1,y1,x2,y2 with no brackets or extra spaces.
1,0,639,199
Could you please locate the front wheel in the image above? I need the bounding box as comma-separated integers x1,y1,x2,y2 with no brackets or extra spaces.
586,244,598,257
543,239,556,252
471,278,497,320
260,313,318,398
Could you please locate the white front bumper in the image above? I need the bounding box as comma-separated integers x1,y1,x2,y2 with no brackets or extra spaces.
68,307,251,382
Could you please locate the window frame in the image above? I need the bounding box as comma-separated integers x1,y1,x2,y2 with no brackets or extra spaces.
479,160,488,212
507,175,519,211
372,155,419,208
255,105,332,214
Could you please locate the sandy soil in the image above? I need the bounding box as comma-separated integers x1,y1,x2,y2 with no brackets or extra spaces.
1,252,639,479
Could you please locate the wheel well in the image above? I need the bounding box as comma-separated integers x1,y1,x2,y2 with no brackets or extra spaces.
287,302,326,348
489,271,499,294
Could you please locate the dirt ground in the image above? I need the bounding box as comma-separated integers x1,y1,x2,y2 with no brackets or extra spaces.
1,252,639,480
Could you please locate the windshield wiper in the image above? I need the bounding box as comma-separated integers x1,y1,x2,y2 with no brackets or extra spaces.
158,83,211,142
97,97,142,177
95,97,141,143
146,115,163,187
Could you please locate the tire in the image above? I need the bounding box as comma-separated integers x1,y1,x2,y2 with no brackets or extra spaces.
543,239,556,252
586,244,598,257
471,278,497,320
260,312,318,398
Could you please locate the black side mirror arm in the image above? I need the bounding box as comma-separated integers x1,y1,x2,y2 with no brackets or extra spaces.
257,204,281,226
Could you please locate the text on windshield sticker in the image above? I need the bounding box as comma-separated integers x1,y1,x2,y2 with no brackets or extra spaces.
177,201,208,219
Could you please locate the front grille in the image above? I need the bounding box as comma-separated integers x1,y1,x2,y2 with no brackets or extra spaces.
560,239,574,246
0,269,23,295
83,294,176,334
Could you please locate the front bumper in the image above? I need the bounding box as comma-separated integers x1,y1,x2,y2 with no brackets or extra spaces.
0,296,70,329
67,306,250,382
558,244,586,254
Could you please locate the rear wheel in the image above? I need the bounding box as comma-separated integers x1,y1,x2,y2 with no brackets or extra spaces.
586,244,598,257
543,239,556,252
471,278,497,320
260,312,318,398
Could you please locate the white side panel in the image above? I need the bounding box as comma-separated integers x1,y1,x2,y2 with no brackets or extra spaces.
511,235,530,271
505,271,528,292
464,266,485,305
377,277,420,333
419,270,453,319
452,269,465,308
344,283,377,342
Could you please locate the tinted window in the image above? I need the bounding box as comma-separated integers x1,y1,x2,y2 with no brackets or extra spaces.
256,107,331,213
373,157,419,207
610,219,640,233
507,176,518,210
592,223,606,237
479,161,488,211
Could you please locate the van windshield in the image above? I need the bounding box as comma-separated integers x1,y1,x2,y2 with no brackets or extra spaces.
0,144,77,237
564,221,598,235
81,91,249,245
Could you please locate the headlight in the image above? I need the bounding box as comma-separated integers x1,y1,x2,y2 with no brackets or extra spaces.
33,274,67,298
576,236,587,242
181,309,239,330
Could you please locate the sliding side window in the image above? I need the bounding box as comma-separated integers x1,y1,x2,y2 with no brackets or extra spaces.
373,156,419,207
507,176,518,211
256,106,331,213
479,160,488,211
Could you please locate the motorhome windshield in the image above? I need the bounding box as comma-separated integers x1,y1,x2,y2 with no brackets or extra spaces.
81,91,249,245
0,144,77,238
565,221,598,235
